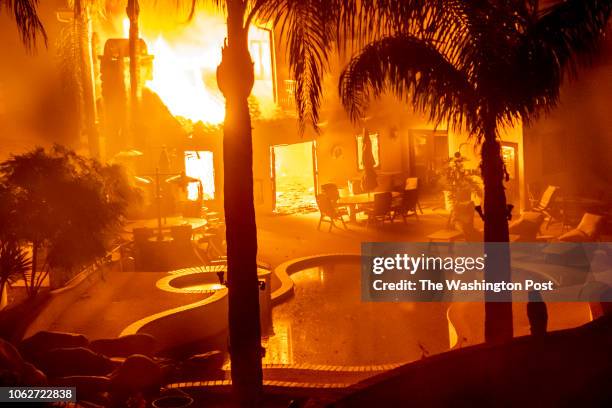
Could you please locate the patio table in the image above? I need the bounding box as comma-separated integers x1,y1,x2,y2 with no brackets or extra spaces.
337,191,401,222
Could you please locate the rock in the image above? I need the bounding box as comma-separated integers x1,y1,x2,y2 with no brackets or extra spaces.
53,375,110,395
33,347,117,378
20,362,47,386
19,331,88,361
110,354,162,396
152,394,194,408
53,376,111,408
183,350,225,378
0,337,47,386
90,334,158,358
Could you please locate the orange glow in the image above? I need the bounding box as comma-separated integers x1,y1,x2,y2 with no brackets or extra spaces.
127,14,276,124
184,150,215,200
122,17,130,38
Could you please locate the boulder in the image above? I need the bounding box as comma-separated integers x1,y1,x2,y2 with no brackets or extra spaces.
0,338,47,386
19,331,88,361
52,376,111,408
53,375,110,396
110,354,162,396
33,347,117,378
182,350,225,379
90,334,157,358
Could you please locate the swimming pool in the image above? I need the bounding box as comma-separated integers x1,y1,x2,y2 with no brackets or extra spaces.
264,260,450,367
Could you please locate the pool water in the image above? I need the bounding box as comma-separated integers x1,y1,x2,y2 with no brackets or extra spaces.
264,261,450,366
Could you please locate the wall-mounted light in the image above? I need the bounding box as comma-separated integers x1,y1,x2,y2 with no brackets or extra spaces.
390,126,399,141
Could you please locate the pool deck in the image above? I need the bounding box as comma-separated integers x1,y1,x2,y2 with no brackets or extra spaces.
25,208,589,378
28,210,451,341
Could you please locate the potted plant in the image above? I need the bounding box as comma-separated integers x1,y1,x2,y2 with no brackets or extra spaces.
440,152,482,212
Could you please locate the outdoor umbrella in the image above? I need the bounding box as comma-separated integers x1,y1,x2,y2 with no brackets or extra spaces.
361,129,378,192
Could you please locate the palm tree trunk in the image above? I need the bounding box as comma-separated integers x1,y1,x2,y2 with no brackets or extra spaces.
481,124,513,343
126,0,140,148
75,0,99,158
217,1,263,405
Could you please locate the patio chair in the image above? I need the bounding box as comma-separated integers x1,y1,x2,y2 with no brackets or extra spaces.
316,193,347,232
133,227,153,244
405,177,424,214
321,183,349,216
365,192,393,228
321,183,340,202
348,179,363,195
530,185,560,228
558,213,604,242
170,224,193,243
391,189,419,223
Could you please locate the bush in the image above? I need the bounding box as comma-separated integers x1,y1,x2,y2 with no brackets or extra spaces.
0,145,140,295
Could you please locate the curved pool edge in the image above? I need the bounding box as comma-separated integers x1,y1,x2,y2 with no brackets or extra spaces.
156,269,223,294
271,253,361,305
120,285,228,352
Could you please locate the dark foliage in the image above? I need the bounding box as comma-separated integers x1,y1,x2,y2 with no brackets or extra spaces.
0,145,139,295
1,0,46,49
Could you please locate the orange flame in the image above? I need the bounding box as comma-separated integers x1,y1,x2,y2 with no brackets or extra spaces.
122,14,276,125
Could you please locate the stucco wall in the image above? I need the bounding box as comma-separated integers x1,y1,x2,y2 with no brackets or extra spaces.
523,34,612,201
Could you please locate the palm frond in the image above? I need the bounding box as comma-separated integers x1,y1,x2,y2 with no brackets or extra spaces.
0,241,32,285
185,0,225,21
255,0,448,131
260,0,342,132
510,0,612,123
339,35,478,133
2,0,47,49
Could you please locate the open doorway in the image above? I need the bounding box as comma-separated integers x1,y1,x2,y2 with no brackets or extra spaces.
184,150,215,201
271,141,317,214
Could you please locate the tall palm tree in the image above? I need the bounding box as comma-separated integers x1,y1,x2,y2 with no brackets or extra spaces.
57,0,101,157
126,0,140,149
339,0,612,344
183,1,429,405
1,0,46,49
75,0,100,157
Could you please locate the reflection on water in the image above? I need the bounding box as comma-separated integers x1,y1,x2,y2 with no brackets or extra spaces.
264,261,449,366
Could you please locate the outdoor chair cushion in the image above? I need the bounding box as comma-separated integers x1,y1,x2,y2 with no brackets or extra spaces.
576,213,603,237
558,229,588,242
558,213,603,242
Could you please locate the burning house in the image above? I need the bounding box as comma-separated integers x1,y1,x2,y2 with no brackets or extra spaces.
1,1,612,407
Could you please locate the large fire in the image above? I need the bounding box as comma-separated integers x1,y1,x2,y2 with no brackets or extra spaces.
123,14,276,125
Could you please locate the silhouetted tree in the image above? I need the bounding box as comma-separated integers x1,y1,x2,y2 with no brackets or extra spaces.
0,146,138,296
339,0,612,343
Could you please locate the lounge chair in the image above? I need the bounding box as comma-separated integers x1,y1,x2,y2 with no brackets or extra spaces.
529,185,561,228
558,213,604,242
